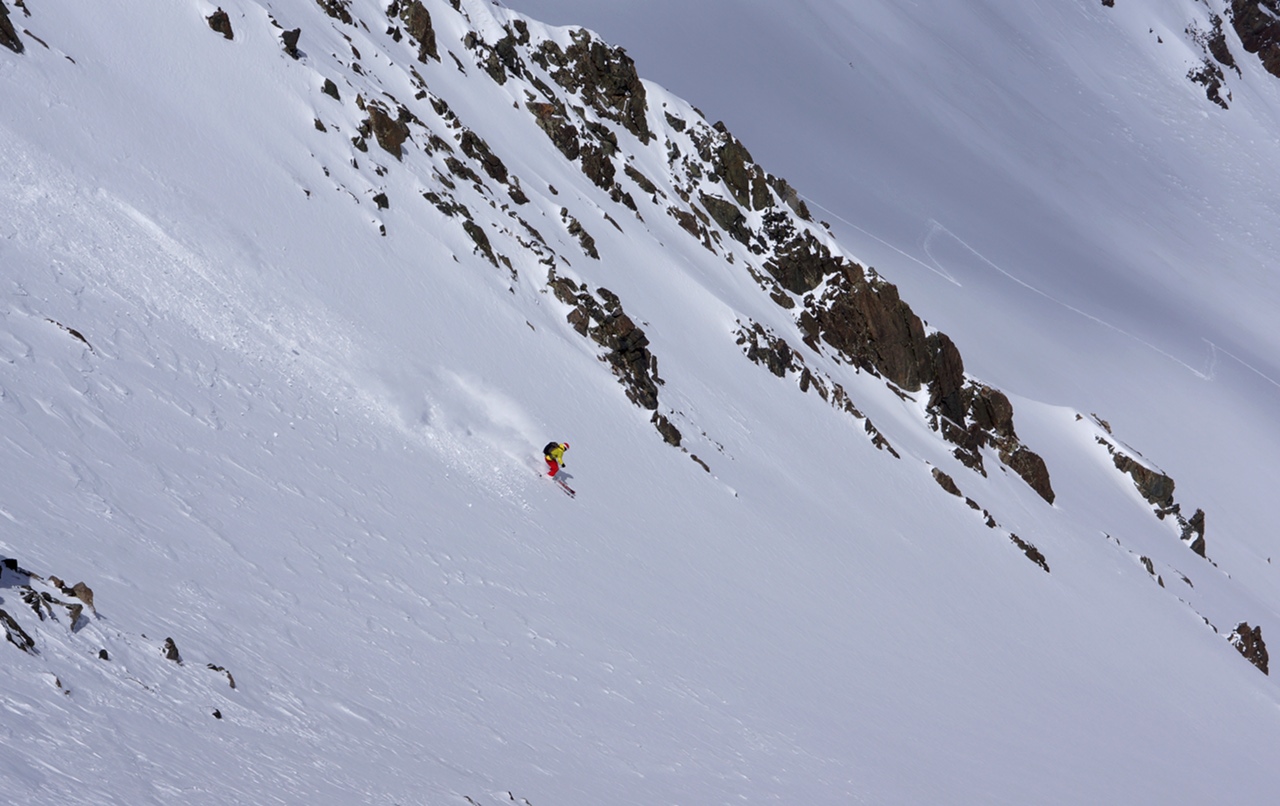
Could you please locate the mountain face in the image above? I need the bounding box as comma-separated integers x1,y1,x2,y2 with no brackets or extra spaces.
4,1,1280,803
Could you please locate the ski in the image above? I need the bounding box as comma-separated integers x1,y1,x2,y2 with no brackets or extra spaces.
555,478,576,498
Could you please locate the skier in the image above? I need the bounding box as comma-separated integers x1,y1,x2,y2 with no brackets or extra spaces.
543,441,569,477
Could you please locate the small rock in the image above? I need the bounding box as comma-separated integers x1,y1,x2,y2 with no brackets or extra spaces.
163,637,182,663
98,649,109,660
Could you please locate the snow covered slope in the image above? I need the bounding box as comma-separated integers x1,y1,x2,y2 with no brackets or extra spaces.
3,0,1280,803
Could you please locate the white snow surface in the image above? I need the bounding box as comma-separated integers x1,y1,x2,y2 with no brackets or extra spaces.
2,0,1279,803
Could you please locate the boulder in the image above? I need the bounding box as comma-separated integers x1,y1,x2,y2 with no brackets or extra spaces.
281,28,301,59
207,8,233,40
1231,622,1269,675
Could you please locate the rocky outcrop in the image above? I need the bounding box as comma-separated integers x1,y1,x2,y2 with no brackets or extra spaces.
0,609,33,651
1230,622,1269,674
314,0,352,25
1092,420,1206,557
735,320,899,457
207,8,234,40
163,637,183,663
282,27,301,59
1010,534,1050,573
700,194,751,245
460,130,508,184
1186,15,1236,109
527,100,581,160
395,0,439,63
549,271,661,412
0,1,22,54
560,208,598,259
1231,0,1280,78
534,29,653,143
932,467,962,497
367,103,410,159
794,264,1053,500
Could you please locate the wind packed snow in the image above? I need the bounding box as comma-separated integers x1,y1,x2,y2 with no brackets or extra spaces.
3,0,1280,803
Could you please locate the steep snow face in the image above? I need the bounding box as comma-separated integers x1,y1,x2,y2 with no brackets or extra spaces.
513,0,1280,525
3,0,1280,804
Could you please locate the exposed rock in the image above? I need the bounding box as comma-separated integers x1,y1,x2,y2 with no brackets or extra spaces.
560,208,599,259
372,192,389,210
1097,434,1206,555
651,412,682,446
580,142,617,190
768,174,811,220
737,321,797,378
736,320,899,457
367,104,410,159
208,663,237,689
796,265,1052,499
69,581,95,613
0,0,22,54
163,637,182,663
714,134,771,211
1188,58,1229,109
1001,446,1056,505
282,28,301,60
1182,14,1233,110
624,163,659,196
321,78,340,100
967,384,1016,441
314,0,352,25
1010,534,1050,573
445,155,481,186
1108,448,1176,514
1182,508,1206,557
463,220,498,267
799,265,929,388
1230,622,1269,675
1231,0,1280,78
398,0,439,63
526,101,581,161
1,609,34,652
98,649,109,661
45,318,94,352
534,30,653,143
460,130,508,184
765,232,843,295
207,8,233,40
932,468,962,497
550,272,661,410
699,193,750,245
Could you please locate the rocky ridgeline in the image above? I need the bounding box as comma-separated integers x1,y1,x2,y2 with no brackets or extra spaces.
182,0,1061,494
180,1,1063,502
662,108,1058,504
